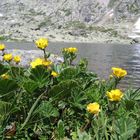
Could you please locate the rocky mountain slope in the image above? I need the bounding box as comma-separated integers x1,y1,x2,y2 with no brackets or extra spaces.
0,0,139,43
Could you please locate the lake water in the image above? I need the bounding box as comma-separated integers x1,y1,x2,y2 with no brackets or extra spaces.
4,42,140,89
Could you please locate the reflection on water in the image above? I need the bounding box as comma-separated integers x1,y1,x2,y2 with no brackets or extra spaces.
74,43,140,89
4,42,140,89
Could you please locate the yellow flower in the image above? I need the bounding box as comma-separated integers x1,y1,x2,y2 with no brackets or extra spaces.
112,67,127,78
87,102,100,115
13,56,21,63
35,38,48,50
1,73,10,79
106,89,123,102
64,47,78,53
69,47,78,53
30,58,52,68
3,54,13,61
30,58,43,68
0,44,6,51
51,71,58,77
42,60,52,67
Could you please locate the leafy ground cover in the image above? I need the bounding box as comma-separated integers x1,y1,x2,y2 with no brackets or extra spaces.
0,39,140,140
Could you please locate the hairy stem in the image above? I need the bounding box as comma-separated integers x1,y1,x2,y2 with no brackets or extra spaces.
20,92,45,130
43,49,47,60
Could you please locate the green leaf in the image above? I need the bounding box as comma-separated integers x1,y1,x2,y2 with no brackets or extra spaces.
69,91,87,109
30,66,50,88
78,58,88,71
76,72,98,90
124,100,135,110
0,101,12,125
0,79,18,95
0,64,9,75
123,89,140,110
85,84,101,102
35,101,59,118
124,88,140,101
131,88,140,101
48,80,80,100
91,109,110,139
114,117,137,140
23,80,38,93
56,120,65,140
75,128,92,140
53,64,63,74
10,66,25,79
58,67,79,81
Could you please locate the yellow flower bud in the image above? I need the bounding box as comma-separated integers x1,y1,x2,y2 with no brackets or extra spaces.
48,66,52,71
109,75,113,79
102,79,106,83
3,54,13,62
0,44,6,51
106,89,123,102
87,102,100,115
1,73,10,79
35,38,48,50
68,47,78,53
63,48,68,52
51,71,58,77
13,56,21,63
63,47,78,53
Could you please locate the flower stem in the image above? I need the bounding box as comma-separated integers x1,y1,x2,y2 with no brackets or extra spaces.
43,49,47,60
114,78,121,88
20,92,45,130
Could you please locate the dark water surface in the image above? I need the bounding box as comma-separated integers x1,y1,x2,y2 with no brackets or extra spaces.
4,42,140,89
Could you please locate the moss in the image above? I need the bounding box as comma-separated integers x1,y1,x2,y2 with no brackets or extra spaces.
38,18,52,29
64,21,86,29
0,36,8,41
62,9,72,16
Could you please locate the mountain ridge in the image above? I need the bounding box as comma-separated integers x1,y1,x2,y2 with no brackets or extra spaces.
0,0,139,43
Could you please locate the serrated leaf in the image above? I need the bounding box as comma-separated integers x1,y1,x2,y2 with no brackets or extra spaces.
10,66,24,80
114,117,137,140
0,101,12,125
56,120,65,139
0,64,9,75
125,88,140,101
48,80,80,100
35,101,59,118
76,128,92,140
58,67,79,81
30,66,50,88
0,79,18,95
131,89,140,101
69,91,86,109
23,80,38,93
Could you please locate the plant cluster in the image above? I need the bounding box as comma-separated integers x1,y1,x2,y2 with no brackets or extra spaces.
0,39,140,140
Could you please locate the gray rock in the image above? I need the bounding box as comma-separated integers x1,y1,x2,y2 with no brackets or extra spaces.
0,0,139,42
0,49,64,67
68,29,88,36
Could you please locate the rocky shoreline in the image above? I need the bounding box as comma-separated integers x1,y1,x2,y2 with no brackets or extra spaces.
0,49,64,67
0,26,135,44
